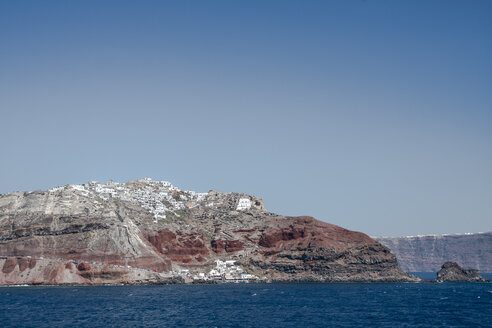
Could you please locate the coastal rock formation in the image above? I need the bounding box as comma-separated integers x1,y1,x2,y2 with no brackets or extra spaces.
435,262,489,282
375,233,492,272
0,256,181,285
0,178,420,284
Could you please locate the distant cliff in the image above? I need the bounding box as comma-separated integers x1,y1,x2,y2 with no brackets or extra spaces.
375,233,492,272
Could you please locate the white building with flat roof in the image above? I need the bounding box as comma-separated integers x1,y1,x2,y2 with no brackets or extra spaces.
236,198,251,211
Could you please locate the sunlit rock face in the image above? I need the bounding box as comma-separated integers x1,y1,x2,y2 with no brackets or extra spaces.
0,178,419,284
376,233,492,272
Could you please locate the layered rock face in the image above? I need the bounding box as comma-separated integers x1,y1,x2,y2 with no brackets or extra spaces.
376,233,492,272
0,256,179,285
436,262,489,282
0,179,419,284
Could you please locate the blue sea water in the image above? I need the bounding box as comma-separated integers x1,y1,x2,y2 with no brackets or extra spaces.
1,283,491,327
411,272,492,281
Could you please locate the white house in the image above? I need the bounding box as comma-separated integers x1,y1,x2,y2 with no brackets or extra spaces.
236,198,251,211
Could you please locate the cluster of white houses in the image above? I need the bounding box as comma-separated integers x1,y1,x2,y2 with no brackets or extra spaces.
50,179,255,223
236,198,252,211
51,179,209,223
178,260,258,282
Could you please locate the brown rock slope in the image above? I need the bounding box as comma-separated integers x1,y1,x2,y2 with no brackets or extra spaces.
0,179,419,284
247,216,411,281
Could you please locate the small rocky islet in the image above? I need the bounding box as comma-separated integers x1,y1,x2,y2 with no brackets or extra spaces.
435,261,489,282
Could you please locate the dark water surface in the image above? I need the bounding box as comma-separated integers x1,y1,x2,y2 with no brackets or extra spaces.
1,283,491,327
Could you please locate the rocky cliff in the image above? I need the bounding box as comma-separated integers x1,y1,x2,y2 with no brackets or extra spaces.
375,233,492,272
0,256,182,285
435,262,489,282
0,178,419,284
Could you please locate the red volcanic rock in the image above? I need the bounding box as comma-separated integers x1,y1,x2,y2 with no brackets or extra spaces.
179,256,192,263
148,229,176,247
18,258,36,272
195,255,206,262
0,257,173,285
2,257,17,274
147,229,209,262
211,239,244,254
77,262,91,271
29,258,37,269
242,216,420,282
46,264,61,284
258,216,374,251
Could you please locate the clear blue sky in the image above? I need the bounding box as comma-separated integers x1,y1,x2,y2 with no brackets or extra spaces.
1,0,491,236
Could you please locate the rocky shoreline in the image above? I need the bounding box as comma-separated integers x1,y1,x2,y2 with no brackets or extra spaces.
0,253,422,286
2,256,488,286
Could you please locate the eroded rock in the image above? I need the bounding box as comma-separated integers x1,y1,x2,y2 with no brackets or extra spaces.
436,262,489,282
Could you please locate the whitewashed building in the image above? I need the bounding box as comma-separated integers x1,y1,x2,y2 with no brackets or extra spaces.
236,198,251,211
